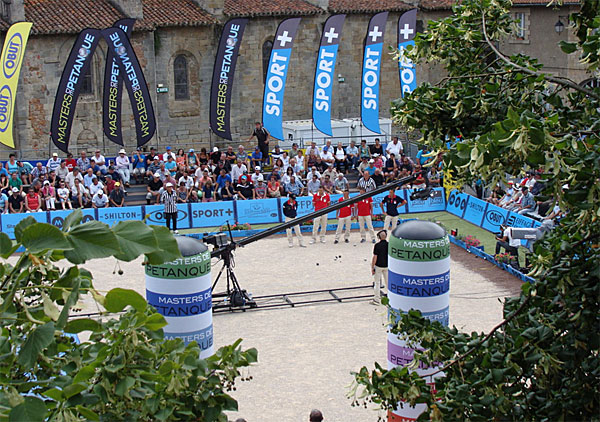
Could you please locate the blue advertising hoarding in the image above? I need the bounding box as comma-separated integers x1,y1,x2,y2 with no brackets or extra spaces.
236,198,281,225
145,204,191,229
480,203,509,233
189,201,235,228
446,190,468,218
97,205,145,227
462,196,487,227
405,187,445,213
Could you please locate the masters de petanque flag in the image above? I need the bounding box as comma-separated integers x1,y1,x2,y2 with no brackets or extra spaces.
102,27,156,148
0,22,32,148
361,12,388,134
103,18,136,146
210,18,248,140
262,17,301,141
51,29,102,153
398,9,417,97
312,14,345,137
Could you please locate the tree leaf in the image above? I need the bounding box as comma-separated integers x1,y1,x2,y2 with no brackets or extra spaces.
73,365,96,384
9,396,46,422
526,150,545,166
104,288,147,313
42,388,63,401
144,225,181,265
0,232,13,258
63,208,83,232
145,312,167,331
112,221,159,262
20,224,71,253
14,216,37,243
62,382,87,399
17,322,55,368
42,292,60,321
76,406,100,421
64,221,121,264
65,318,102,334
115,376,135,396
559,40,577,54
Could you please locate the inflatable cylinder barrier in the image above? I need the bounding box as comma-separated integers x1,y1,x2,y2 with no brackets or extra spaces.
387,220,450,421
145,236,214,358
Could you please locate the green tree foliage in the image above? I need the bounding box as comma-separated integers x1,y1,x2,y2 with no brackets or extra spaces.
351,0,600,420
0,210,257,421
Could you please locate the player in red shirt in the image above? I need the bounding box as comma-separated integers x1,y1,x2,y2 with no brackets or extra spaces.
355,187,376,243
311,185,330,244
335,190,353,244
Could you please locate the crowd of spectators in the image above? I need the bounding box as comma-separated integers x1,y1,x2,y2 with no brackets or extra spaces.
140,137,443,204
0,138,444,214
0,149,129,213
484,170,565,221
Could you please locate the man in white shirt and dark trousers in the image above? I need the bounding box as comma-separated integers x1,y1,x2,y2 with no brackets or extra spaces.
371,230,388,305
282,194,305,248
161,182,179,234
495,224,520,258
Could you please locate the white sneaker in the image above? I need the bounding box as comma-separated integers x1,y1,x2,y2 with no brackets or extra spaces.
288,244,294,248
310,239,316,244
174,230,179,234
320,238,326,243
299,244,307,248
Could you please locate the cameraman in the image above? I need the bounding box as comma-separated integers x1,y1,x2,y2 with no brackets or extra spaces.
495,224,520,258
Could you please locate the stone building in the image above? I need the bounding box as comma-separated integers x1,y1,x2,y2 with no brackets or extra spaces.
0,0,589,159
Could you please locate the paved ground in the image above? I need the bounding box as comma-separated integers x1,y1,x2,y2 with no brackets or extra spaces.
72,230,523,421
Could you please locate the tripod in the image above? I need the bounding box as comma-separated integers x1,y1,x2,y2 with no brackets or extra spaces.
210,239,256,309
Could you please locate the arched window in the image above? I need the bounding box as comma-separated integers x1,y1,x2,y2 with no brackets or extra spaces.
262,40,273,83
80,65,93,95
174,55,189,100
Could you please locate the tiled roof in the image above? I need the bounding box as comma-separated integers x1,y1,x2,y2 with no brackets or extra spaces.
419,0,453,10
329,0,413,14
224,0,323,17
419,0,579,9
24,0,213,35
141,0,215,27
25,0,126,34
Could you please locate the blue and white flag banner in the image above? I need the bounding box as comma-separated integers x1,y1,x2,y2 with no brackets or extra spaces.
398,8,417,97
312,14,345,137
361,12,388,134
262,17,301,141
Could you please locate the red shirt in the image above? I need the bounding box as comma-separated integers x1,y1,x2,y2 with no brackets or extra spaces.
338,197,352,218
26,193,40,210
356,197,373,216
65,158,77,171
313,193,330,211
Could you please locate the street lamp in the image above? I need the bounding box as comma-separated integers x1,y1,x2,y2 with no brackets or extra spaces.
555,18,565,34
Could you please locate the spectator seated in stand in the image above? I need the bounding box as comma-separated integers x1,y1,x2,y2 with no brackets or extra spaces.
284,175,304,196
57,180,73,210
70,178,90,208
17,160,33,184
25,187,42,213
42,180,56,211
8,187,24,213
250,146,262,169
267,175,281,198
307,173,321,196
254,176,267,199
109,182,125,207
235,175,253,200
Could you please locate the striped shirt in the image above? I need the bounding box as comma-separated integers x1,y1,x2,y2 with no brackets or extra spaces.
357,177,376,192
161,190,178,213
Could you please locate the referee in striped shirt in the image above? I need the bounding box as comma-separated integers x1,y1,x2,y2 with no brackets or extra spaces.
357,171,376,192
161,182,179,234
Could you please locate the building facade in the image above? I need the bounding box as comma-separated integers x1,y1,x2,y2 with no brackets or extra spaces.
0,0,589,159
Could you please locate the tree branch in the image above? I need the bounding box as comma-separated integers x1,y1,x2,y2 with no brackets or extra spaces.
481,12,600,101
